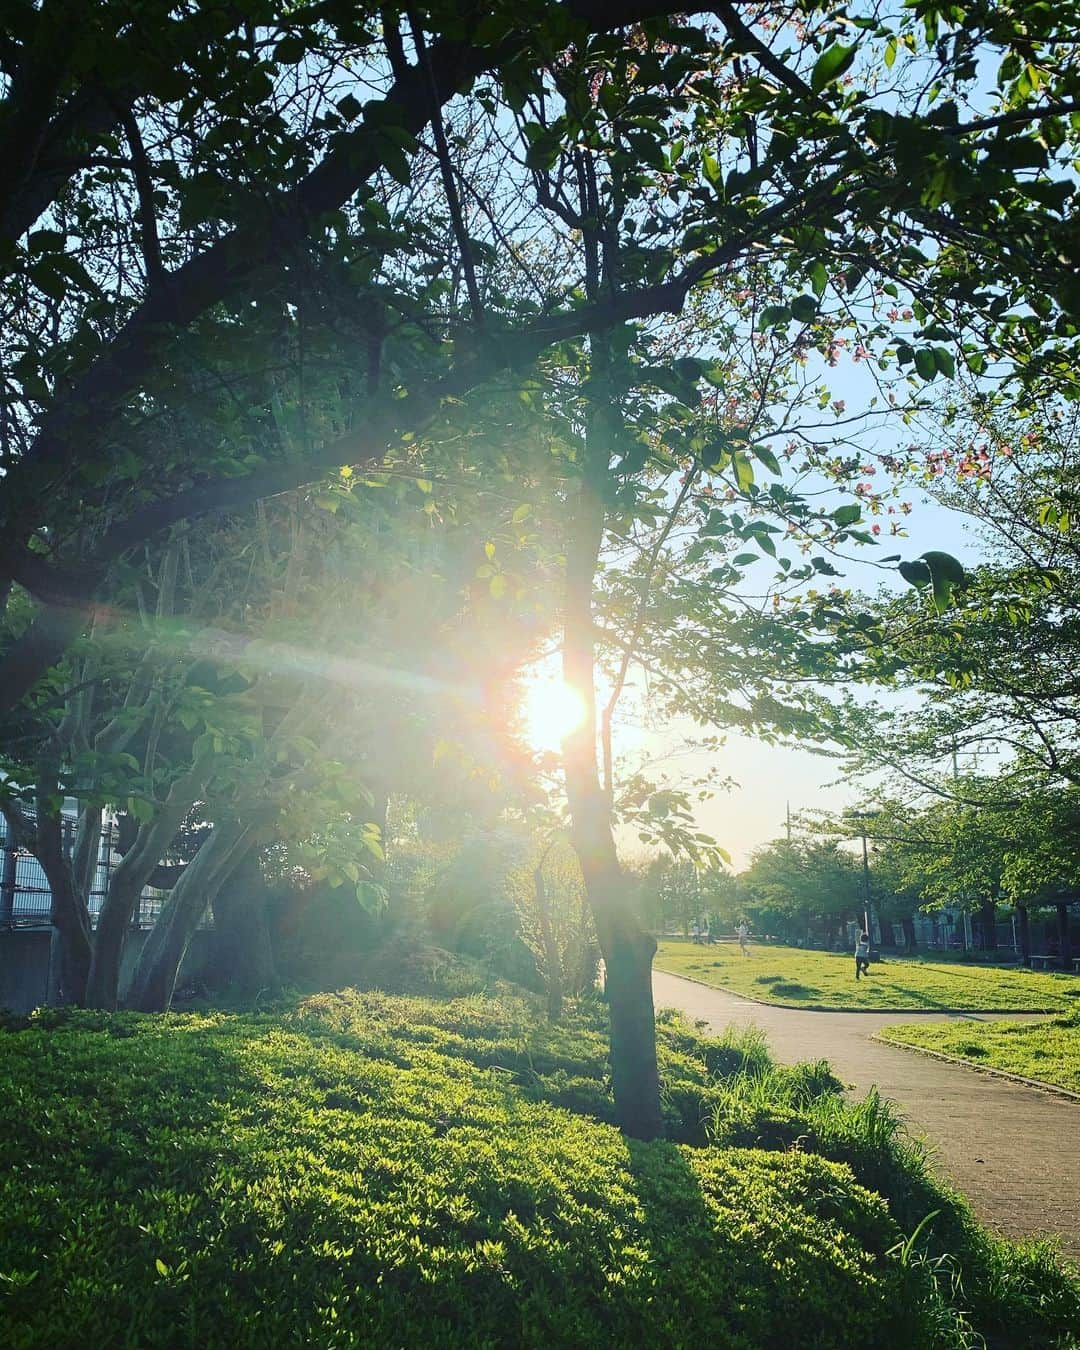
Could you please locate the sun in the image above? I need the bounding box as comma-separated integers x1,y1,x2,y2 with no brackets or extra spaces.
521,678,588,753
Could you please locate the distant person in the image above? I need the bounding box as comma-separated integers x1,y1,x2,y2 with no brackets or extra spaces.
855,931,871,980
691,920,701,944
737,921,750,957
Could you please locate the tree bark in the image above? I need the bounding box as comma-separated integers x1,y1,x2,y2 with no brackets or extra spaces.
1056,901,1073,969
561,354,662,1139
17,775,93,1005
878,918,896,947
901,915,917,950
1017,903,1031,966
127,820,254,1012
85,757,209,1009
209,851,277,999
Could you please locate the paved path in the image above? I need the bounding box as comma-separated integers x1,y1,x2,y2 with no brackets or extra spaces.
654,969,1080,1258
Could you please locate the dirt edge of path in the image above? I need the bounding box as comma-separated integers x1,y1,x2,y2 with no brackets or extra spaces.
871,1033,1080,1104
652,964,1064,1016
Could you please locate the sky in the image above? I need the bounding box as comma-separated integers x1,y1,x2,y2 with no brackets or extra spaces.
605,485,984,869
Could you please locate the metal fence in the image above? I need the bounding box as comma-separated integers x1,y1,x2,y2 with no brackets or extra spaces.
0,811,169,930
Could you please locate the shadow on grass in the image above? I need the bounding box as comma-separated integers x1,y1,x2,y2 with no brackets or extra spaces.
620,1137,929,1348
771,982,823,999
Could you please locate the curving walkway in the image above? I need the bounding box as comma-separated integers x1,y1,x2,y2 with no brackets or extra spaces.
653,969,1080,1258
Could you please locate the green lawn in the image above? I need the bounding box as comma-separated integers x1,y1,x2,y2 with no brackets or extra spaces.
879,1012,1080,1095
654,940,1079,1012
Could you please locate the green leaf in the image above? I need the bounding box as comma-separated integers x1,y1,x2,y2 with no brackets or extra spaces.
929,571,954,613
356,880,384,911
808,260,829,298
790,294,818,324
914,348,937,381
512,503,531,523
127,796,154,823
920,551,965,586
933,346,955,377
701,150,722,187
732,453,754,492
672,356,704,381
811,44,857,94
752,444,782,475
273,35,307,63
754,531,777,557
155,1258,170,1277
759,305,790,328
27,228,66,254
898,559,932,588
732,553,758,567
832,504,861,527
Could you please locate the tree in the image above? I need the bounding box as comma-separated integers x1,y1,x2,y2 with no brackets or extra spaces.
741,837,862,946
5,0,1080,1134
820,387,1078,805
850,785,1080,963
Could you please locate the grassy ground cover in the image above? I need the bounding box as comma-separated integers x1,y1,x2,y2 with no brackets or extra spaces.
879,1008,1080,1095
654,940,1079,1012
1,987,1077,1348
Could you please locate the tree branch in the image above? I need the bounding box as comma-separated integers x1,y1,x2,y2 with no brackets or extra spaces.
114,101,165,290
410,13,483,324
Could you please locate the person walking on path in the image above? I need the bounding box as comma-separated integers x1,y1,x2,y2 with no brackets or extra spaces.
855,931,871,979
737,921,750,957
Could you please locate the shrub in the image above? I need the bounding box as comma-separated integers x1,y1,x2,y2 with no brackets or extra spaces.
0,1003,946,1349
0,989,1075,1348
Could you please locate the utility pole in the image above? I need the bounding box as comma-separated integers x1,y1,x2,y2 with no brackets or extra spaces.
847,810,877,943
951,740,969,952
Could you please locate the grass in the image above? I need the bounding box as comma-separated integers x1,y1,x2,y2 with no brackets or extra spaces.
654,940,1079,1012
0,987,1077,1347
879,1008,1080,1095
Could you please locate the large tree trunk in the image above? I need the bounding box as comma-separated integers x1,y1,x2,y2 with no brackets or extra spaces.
1017,904,1031,966
127,820,254,1012
561,374,662,1140
901,915,917,950
86,757,210,1008
21,775,92,1005
1056,902,1073,969
979,899,997,951
209,851,277,999
878,918,896,947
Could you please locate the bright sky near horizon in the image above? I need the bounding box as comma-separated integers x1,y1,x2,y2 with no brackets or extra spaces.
611,480,987,869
